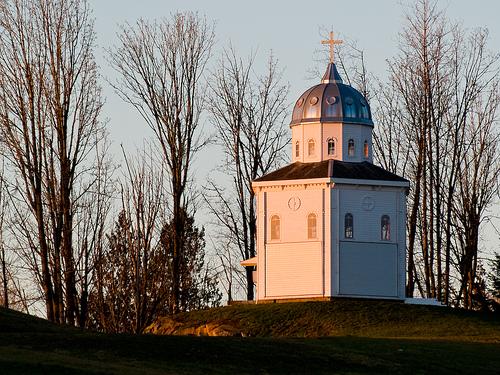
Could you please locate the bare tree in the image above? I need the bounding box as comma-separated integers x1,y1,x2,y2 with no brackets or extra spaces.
210,236,246,304
108,13,214,313
453,85,500,308
72,136,114,327
0,0,106,324
205,47,289,300
90,145,170,333
373,0,500,307
0,160,9,308
89,145,220,333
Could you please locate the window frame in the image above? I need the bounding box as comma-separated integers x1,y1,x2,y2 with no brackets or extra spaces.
327,138,335,156
381,215,390,241
344,213,354,239
307,213,317,239
363,140,369,158
347,139,355,157
295,141,300,158
270,215,281,241
308,139,315,157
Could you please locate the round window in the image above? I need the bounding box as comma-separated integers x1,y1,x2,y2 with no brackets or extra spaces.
310,96,319,105
326,96,337,105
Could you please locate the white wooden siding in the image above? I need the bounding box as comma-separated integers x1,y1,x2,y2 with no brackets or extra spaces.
255,181,406,301
265,242,323,297
338,187,398,243
266,189,324,243
342,123,373,163
332,186,406,299
339,241,398,297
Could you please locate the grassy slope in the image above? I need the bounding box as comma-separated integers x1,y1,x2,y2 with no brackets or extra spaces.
173,299,500,341
0,301,499,374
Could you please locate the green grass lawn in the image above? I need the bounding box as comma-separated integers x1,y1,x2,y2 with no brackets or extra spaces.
1,301,499,374
170,299,500,341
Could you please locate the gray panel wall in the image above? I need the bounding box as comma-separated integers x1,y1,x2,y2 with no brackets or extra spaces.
339,242,398,297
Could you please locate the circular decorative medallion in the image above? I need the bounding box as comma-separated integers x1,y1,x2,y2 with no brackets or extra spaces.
309,96,319,105
361,195,375,211
326,96,337,105
360,98,367,107
296,98,304,107
288,196,301,211
345,96,354,105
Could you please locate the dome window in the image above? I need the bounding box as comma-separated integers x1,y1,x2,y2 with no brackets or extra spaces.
295,141,300,158
327,138,335,156
326,96,337,105
289,63,374,126
364,140,369,158
344,96,356,117
360,98,369,118
308,139,315,156
348,139,355,157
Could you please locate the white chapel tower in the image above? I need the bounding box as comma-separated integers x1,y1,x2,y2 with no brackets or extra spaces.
243,33,409,301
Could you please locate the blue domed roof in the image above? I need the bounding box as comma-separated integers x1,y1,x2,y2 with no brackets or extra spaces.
290,63,373,126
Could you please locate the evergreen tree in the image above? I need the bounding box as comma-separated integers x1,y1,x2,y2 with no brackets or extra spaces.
89,209,221,333
160,209,221,314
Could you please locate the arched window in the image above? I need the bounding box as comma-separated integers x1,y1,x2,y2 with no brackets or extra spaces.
381,215,390,240
295,141,300,158
344,96,356,117
327,138,335,156
270,215,280,240
308,139,315,156
360,98,370,118
364,140,369,158
307,213,317,239
348,139,355,157
345,213,353,239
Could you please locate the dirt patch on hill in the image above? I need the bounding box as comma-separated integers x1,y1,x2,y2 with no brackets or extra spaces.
144,317,243,337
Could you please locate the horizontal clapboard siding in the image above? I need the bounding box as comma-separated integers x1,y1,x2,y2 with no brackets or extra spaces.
339,241,398,297
265,242,322,297
338,188,398,243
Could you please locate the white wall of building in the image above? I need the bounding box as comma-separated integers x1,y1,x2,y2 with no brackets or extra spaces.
341,123,373,163
255,181,331,300
330,184,406,299
254,180,406,301
290,122,373,164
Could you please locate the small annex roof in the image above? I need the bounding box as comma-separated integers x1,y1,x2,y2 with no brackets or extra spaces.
254,160,409,184
240,257,257,267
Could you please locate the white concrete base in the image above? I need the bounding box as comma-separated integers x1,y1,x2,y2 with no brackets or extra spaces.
404,298,444,306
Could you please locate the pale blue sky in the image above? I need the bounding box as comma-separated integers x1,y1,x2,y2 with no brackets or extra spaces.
88,0,500,249
89,0,500,153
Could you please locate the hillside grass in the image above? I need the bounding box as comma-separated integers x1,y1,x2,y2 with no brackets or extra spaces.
0,300,499,374
172,299,500,341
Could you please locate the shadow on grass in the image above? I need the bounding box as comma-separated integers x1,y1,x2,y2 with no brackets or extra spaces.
1,332,499,374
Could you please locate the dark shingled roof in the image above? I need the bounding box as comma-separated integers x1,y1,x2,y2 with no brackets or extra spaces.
254,160,409,183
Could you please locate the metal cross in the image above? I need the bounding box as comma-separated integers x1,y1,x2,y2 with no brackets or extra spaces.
321,31,343,64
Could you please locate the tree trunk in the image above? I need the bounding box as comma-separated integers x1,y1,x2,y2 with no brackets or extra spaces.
1,244,8,309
